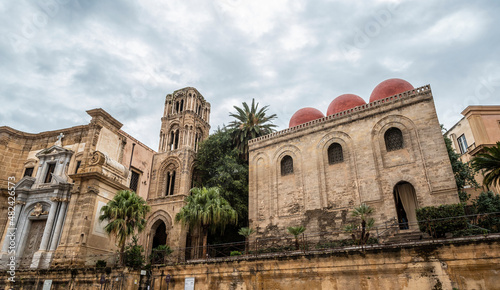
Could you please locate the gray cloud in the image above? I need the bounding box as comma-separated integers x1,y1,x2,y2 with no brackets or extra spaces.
1,0,499,149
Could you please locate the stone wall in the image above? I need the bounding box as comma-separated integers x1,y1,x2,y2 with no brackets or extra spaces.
3,237,499,290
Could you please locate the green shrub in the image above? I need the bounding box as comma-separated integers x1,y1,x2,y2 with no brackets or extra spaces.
124,237,145,269
230,251,242,256
472,191,500,233
416,204,467,238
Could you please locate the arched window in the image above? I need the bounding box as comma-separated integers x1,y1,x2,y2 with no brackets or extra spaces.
328,143,343,164
180,99,184,112
281,155,294,176
384,127,404,151
165,170,176,196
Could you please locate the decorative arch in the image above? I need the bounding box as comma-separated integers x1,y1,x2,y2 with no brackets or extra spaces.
250,152,271,221
158,157,181,197
315,131,360,208
370,114,431,196
144,210,173,255
273,145,303,217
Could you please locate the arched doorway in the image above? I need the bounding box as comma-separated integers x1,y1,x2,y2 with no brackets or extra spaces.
393,182,418,230
151,220,167,249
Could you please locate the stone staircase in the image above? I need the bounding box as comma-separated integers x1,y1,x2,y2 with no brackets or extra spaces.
384,230,430,244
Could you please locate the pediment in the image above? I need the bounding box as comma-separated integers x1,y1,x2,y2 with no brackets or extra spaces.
15,176,36,189
36,145,73,157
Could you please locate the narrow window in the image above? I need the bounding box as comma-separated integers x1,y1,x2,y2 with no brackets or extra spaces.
24,167,34,177
44,163,56,183
281,155,294,176
170,131,175,150
328,143,344,164
180,99,184,112
384,127,404,151
174,130,179,149
165,171,176,196
198,105,202,115
74,161,81,174
130,170,140,193
457,134,468,154
175,101,180,113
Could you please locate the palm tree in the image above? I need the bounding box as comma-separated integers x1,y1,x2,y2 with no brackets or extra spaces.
287,226,306,250
175,187,238,258
238,227,255,255
228,99,277,160
346,203,375,246
99,190,151,266
472,142,500,190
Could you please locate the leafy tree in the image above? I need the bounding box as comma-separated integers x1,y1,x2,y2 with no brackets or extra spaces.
443,135,478,202
228,99,277,160
287,226,306,250
124,236,145,269
195,127,249,244
344,203,375,247
175,187,238,258
471,142,500,190
472,191,500,232
238,227,255,254
99,190,150,266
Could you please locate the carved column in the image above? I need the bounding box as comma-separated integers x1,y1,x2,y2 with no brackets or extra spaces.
49,199,68,251
38,202,58,251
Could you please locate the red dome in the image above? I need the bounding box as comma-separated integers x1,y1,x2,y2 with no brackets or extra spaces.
369,78,414,102
289,107,325,128
327,94,366,116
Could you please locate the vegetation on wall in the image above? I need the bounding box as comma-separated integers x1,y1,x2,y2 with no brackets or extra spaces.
472,191,500,233
416,204,468,238
443,134,478,202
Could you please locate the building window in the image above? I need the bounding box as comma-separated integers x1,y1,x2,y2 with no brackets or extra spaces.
457,134,468,154
74,161,81,174
130,170,140,193
165,171,176,196
281,155,294,176
328,143,344,164
24,167,34,177
44,163,56,183
384,127,404,152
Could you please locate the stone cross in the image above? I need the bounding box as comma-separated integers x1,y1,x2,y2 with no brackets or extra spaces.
55,132,64,146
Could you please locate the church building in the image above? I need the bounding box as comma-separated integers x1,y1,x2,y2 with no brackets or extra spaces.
248,79,459,242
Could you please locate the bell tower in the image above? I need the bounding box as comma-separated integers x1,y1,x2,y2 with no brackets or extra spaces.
143,87,210,260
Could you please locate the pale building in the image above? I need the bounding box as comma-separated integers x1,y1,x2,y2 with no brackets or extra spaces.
445,105,500,196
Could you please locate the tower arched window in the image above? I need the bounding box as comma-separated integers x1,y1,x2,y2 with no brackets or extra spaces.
165,170,176,196
385,127,404,151
281,155,294,176
180,99,184,112
328,143,344,164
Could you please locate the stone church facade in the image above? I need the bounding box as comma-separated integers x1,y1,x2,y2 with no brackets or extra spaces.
248,79,459,241
0,109,154,268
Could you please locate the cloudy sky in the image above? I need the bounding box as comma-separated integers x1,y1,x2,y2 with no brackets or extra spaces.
1,0,499,150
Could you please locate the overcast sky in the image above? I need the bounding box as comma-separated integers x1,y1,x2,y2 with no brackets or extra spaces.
1,0,499,150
